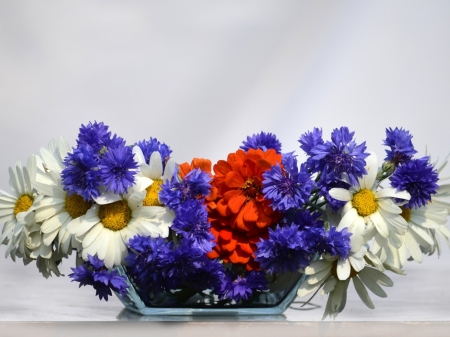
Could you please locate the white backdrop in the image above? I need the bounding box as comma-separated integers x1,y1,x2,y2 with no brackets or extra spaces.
1,0,450,320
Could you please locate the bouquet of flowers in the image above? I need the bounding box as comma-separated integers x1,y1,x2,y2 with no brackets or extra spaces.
1,122,449,319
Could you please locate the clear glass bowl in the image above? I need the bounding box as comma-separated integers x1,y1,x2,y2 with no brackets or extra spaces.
115,266,306,315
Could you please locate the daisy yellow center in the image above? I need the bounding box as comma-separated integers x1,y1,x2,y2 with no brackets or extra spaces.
65,193,92,219
352,188,378,217
14,194,34,216
240,178,259,200
143,179,163,206
400,206,411,223
99,200,131,231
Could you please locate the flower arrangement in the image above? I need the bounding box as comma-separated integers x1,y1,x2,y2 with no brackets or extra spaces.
1,122,449,319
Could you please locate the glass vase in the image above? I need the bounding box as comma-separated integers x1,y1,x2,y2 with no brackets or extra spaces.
114,266,306,315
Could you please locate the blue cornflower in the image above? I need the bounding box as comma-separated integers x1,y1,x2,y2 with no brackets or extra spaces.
125,235,170,294
298,127,324,156
77,121,112,154
220,270,268,302
262,153,314,212
61,145,101,200
310,127,369,185
159,168,212,210
171,199,215,253
383,127,417,165
186,258,227,293
255,224,311,274
158,239,205,290
318,227,352,259
390,157,439,209
135,138,172,164
240,131,282,154
68,254,129,301
99,144,138,194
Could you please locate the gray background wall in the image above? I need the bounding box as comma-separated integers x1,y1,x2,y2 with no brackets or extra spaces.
1,0,449,318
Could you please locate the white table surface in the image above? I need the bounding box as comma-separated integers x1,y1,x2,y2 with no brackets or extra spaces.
1,249,450,337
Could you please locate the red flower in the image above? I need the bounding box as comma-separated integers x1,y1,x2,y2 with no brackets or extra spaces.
207,149,282,270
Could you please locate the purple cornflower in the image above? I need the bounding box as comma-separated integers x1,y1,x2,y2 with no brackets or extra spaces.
309,127,369,185
299,127,324,156
159,168,212,210
158,239,205,290
69,255,129,301
255,224,311,274
126,235,170,294
61,145,101,200
390,157,439,209
171,199,215,253
319,227,352,259
383,127,417,166
135,138,172,165
262,153,314,211
77,121,112,154
220,270,268,302
240,131,282,154
99,144,138,194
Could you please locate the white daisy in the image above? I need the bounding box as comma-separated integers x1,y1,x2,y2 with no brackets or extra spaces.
329,152,411,254
31,137,89,255
0,159,44,259
67,191,173,269
297,249,393,320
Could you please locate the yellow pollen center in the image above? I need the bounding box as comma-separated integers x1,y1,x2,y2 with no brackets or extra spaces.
99,200,131,231
352,188,378,217
240,178,259,200
65,193,92,219
400,206,411,223
143,179,163,206
14,194,34,216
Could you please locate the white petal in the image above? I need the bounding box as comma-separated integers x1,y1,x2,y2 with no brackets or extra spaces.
93,192,122,205
41,211,70,233
358,269,387,298
307,266,332,285
404,230,423,263
353,276,375,309
370,211,389,238
376,187,410,200
133,206,166,219
148,152,163,180
322,277,338,294
82,222,104,248
163,158,177,181
75,217,101,237
377,199,402,214
297,280,322,298
104,230,117,269
132,145,146,166
96,228,110,261
337,208,358,231
360,267,393,287
329,188,352,202
336,258,350,280
305,259,333,275
361,152,378,190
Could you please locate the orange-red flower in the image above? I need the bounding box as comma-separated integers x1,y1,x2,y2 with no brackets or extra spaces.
207,148,283,270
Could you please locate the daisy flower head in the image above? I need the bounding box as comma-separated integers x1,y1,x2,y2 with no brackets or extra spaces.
309,127,369,186
67,191,173,269
262,153,314,212
0,159,45,260
32,137,92,256
297,246,393,320
383,127,417,166
390,157,439,209
240,131,282,154
329,152,411,253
